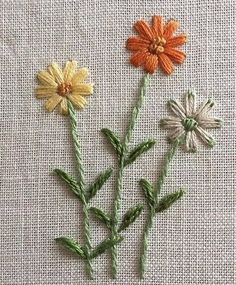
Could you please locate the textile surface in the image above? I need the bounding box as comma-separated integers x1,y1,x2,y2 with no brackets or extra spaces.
0,0,235,284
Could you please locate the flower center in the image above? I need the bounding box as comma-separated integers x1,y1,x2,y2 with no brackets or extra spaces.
57,83,72,97
149,37,166,54
182,117,198,131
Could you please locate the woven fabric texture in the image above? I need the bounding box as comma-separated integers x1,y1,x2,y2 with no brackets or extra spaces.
0,0,235,284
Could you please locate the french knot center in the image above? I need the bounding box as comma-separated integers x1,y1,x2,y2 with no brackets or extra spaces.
57,83,72,97
182,117,198,131
149,37,166,54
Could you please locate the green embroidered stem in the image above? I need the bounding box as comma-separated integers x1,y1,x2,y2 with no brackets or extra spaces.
111,74,150,278
68,102,94,279
140,139,180,278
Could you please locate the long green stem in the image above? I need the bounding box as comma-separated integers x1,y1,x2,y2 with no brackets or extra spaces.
68,102,94,279
140,139,180,278
111,74,150,278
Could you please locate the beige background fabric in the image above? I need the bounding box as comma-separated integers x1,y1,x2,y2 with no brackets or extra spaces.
0,0,235,284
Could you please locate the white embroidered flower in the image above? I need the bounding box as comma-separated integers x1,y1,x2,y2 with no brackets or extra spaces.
160,90,222,152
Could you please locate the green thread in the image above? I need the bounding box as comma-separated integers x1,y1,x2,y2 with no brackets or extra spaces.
140,139,181,278
182,117,198,131
68,101,94,279
110,73,150,278
118,204,143,232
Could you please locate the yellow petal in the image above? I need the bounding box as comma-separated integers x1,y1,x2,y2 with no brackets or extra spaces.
35,86,57,98
37,71,57,87
72,83,94,95
48,63,64,84
63,60,77,83
59,98,69,115
44,94,62,112
71,68,89,85
69,94,87,109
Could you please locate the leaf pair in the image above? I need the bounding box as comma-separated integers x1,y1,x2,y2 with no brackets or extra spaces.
55,236,123,259
140,178,185,212
101,128,156,166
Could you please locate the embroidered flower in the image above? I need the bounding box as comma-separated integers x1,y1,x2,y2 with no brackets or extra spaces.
160,91,222,152
36,60,93,115
126,16,187,74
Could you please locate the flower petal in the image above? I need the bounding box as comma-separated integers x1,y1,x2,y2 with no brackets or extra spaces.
130,51,150,67
185,90,196,116
185,131,197,153
59,98,69,115
134,20,155,40
35,86,57,98
194,99,215,118
197,117,222,129
165,35,187,47
48,63,64,84
195,126,216,147
158,53,174,75
44,94,62,112
37,71,57,87
71,68,89,85
63,60,77,83
163,20,180,39
69,94,87,109
152,16,164,37
160,116,182,129
168,99,186,119
164,47,186,64
126,37,150,51
72,83,94,95
144,54,159,74
168,126,185,142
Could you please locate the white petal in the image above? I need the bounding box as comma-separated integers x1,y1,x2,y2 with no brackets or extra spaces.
44,94,62,112
168,99,186,119
194,99,214,118
198,117,222,129
185,90,196,116
48,63,64,84
63,60,77,83
185,131,197,153
168,126,185,142
160,116,182,129
195,126,216,147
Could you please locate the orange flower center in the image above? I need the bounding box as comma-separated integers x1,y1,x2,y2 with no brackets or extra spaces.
149,37,166,54
57,83,72,97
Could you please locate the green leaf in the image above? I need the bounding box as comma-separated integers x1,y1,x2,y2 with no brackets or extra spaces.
101,128,123,157
86,168,113,201
139,178,156,207
89,207,112,229
55,237,86,258
156,189,185,213
90,236,123,259
54,169,82,200
124,139,156,166
118,204,143,232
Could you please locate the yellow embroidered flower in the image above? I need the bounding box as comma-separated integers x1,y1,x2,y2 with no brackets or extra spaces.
36,60,94,115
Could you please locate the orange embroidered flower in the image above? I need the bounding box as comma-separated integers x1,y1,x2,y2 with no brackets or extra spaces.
126,16,187,74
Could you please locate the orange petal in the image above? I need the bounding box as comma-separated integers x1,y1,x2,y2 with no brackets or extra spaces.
164,47,186,63
165,34,187,47
126,37,150,51
163,20,179,39
130,51,150,67
144,54,159,74
152,16,164,37
158,53,174,75
134,20,155,40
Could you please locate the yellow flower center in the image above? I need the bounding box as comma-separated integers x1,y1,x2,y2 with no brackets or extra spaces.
57,83,72,97
149,37,166,54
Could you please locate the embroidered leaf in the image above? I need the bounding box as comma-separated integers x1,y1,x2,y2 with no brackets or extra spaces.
155,189,185,213
86,168,113,201
89,207,112,229
54,169,82,200
139,178,156,207
118,204,143,232
101,128,123,157
55,237,86,258
124,139,156,166
90,236,124,259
